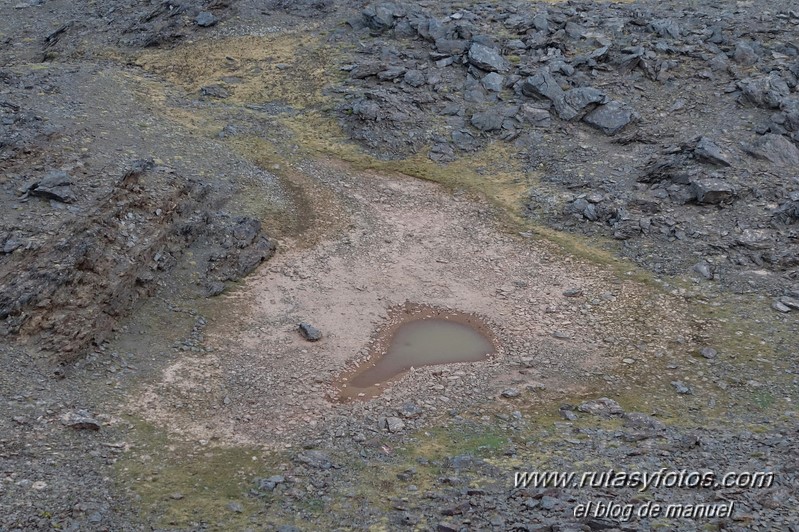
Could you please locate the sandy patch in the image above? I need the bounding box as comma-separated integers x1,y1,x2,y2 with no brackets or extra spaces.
132,163,689,448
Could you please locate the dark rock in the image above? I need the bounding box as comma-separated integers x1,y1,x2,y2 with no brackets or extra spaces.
733,41,757,65
520,105,551,127
61,410,101,430
501,387,520,398
295,450,333,469
481,72,504,92
780,296,799,310
671,381,692,395
200,85,229,99
467,43,508,73
691,179,735,204
700,347,718,359
562,287,583,297
195,12,217,27
377,66,406,81
738,74,791,109
623,412,665,431
435,39,468,55
403,69,425,87
398,402,423,419
773,197,799,225
363,3,404,32
651,19,680,39
742,134,799,166
384,416,405,432
692,261,714,280
582,101,636,135
255,475,285,491
563,87,608,114
577,398,624,417
471,110,504,132
28,170,76,203
521,70,562,101
693,137,731,167
298,322,322,341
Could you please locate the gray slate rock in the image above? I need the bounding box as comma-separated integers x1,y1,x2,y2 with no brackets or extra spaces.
693,137,731,166
742,134,799,166
623,412,665,431
780,296,799,310
671,381,692,395
733,41,757,65
481,72,504,92
298,322,322,341
195,12,217,27
693,261,714,280
577,397,624,417
384,416,406,432
651,19,681,39
582,101,636,135
691,179,735,204
362,3,404,31
471,110,503,132
403,69,425,87
295,450,333,469
467,43,508,72
501,387,521,398
61,410,101,430
738,74,791,109
28,170,76,203
700,347,718,359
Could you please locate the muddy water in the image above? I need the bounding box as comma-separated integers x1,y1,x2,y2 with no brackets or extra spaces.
343,317,494,398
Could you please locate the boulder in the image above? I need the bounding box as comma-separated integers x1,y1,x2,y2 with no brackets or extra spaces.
742,134,799,166
467,43,508,72
582,101,636,135
690,179,735,204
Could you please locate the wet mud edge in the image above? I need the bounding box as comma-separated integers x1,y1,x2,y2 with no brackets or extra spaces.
334,301,500,402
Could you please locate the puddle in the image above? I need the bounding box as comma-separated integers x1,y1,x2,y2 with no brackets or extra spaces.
338,304,496,401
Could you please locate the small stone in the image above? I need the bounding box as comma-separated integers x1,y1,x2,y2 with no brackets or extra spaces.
779,296,799,310
226,501,244,513
694,137,731,167
622,358,635,364
398,402,423,419
467,43,508,72
501,387,520,398
298,322,322,341
403,69,425,88
691,179,735,204
61,410,101,430
578,398,624,417
563,287,583,297
295,450,333,469
671,381,692,395
771,300,790,313
623,412,665,431
700,347,717,359
471,110,503,132
733,41,757,65
384,416,406,433
481,72,505,92
693,262,714,280
195,12,217,27
742,134,799,167
582,101,636,135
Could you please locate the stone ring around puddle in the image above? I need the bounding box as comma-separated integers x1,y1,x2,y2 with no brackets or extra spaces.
337,303,497,401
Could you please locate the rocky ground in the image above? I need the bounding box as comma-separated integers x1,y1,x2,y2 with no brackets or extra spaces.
0,0,797,531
